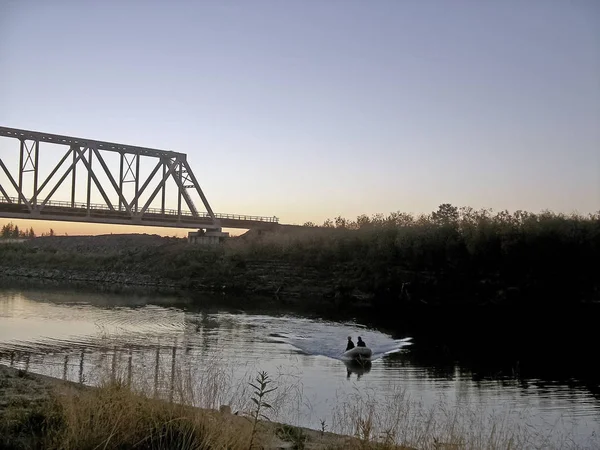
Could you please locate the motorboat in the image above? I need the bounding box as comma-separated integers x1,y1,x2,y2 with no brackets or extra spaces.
342,346,372,360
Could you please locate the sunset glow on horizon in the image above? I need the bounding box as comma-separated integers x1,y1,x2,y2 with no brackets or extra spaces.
1,1,598,227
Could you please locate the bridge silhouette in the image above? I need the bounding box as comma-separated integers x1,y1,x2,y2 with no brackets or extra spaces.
0,126,279,231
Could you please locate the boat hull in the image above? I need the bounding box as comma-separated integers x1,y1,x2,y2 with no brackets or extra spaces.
342,346,372,360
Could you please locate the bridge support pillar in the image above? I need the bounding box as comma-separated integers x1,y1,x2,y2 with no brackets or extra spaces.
187,228,229,246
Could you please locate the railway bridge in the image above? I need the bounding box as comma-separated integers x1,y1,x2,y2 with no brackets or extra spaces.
0,126,280,241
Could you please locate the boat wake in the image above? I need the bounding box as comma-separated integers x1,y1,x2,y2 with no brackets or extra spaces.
278,326,413,362
340,338,413,362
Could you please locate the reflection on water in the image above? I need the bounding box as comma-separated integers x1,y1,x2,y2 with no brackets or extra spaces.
0,286,599,448
344,359,372,380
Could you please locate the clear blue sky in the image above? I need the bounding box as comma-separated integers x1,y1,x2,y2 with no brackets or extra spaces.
1,0,599,231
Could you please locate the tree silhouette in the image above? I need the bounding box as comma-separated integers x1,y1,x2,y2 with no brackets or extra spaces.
432,203,459,225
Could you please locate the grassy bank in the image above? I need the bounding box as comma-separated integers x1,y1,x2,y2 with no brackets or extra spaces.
1,363,361,450
1,205,598,309
232,205,600,307
1,361,578,450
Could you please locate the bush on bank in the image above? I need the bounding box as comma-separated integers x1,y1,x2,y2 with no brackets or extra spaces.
225,205,600,306
1,204,598,308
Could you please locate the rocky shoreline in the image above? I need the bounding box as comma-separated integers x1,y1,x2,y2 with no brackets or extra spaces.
0,266,178,289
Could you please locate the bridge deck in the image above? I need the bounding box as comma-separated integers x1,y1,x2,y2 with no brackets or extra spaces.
0,198,279,230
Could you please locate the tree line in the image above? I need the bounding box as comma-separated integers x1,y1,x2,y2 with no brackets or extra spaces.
302,203,600,230
0,222,55,239
235,204,600,306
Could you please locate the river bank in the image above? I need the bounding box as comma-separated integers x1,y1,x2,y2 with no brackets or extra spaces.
1,363,391,450
1,206,599,311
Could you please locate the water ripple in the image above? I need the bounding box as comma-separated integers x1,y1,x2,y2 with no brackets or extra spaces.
0,289,599,448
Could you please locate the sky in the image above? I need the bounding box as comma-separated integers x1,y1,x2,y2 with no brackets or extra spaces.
0,0,599,236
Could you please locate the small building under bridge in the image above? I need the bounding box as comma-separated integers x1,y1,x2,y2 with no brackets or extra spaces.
187,228,229,246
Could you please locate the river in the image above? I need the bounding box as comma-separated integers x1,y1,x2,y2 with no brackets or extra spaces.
0,283,598,449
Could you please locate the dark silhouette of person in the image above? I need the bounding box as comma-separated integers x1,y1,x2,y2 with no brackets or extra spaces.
346,336,355,351
356,336,366,347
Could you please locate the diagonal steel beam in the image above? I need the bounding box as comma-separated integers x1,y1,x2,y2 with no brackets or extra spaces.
128,159,162,215
73,146,115,211
0,183,11,203
171,165,199,217
34,148,73,204
140,157,182,215
39,150,85,209
92,148,132,215
0,159,32,210
180,159,215,219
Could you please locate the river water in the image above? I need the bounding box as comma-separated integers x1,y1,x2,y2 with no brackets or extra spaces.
0,284,598,449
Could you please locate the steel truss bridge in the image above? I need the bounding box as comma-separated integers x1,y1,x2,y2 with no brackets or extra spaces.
0,126,279,230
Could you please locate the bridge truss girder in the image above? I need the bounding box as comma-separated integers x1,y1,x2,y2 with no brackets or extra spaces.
0,126,218,226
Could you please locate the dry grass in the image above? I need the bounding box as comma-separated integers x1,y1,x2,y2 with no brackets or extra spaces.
327,384,592,450
2,356,591,450
52,380,254,450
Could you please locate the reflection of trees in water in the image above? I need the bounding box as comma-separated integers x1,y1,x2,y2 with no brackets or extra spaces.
380,338,600,401
379,305,600,401
0,291,24,314
382,349,457,380
0,278,195,308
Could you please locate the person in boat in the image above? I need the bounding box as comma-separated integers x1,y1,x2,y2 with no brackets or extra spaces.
356,336,366,347
346,336,355,351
